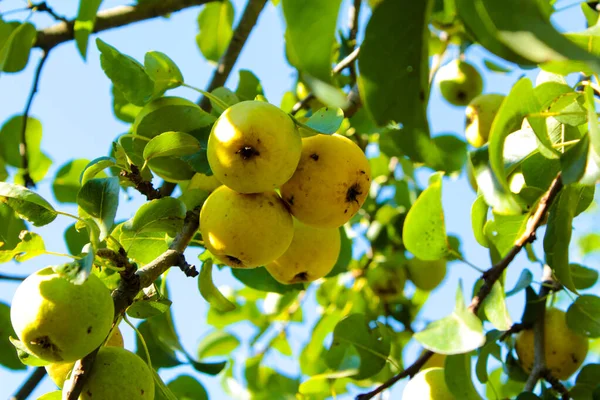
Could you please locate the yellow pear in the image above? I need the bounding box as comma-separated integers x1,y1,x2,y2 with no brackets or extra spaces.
515,307,588,380
207,100,302,193
265,220,340,284
63,347,154,400
422,352,447,370
406,258,447,291
200,186,294,268
465,94,505,147
280,134,371,228
437,60,483,106
188,172,222,193
10,267,114,363
402,367,456,400
45,327,124,389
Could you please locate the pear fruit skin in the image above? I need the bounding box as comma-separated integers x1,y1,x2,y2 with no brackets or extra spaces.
402,368,456,400
265,220,341,284
280,134,371,228
10,267,114,363
188,172,222,193
422,352,447,370
438,60,483,107
200,185,294,268
406,258,447,291
465,93,505,147
207,100,301,193
45,327,124,389
515,307,588,380
63,347,154,400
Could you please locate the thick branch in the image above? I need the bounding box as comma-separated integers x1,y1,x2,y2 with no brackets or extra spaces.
357,174,564,400
10,367,46,400
64,208,200,400
20,50,50,188
35,0,213,51
198,0,269,110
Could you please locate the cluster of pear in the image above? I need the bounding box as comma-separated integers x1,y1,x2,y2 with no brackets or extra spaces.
10,268,154,399
200,100,371,284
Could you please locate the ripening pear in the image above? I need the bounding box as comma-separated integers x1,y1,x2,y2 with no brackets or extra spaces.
437,60,483,107
45,327,124,389
367,264,407,303
63,347,154,400
406,258,447,291
515,307,588,380
200,185,294,268
207,100,302,193
422,352,447,370
265,220,341,284
280,134,371,228
10,267,114,363
188,172,222,193
402,368,456,400
465,94,505,147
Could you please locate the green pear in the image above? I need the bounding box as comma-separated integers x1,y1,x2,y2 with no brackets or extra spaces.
63,347,154,399
438,60,483,106
11,267,114,363
465,93,505,147
367,264,407,303
406,258,447,291
402,368,456,399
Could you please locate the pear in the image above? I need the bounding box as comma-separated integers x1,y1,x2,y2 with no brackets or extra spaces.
438,60,483,106
402,368,456,399
465,93,505,147
406,258,447,291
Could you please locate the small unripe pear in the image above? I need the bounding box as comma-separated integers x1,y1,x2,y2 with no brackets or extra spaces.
402,368,456,399
406,258,447,291
465,94,505,147
437,60,483,107
367,264,406,303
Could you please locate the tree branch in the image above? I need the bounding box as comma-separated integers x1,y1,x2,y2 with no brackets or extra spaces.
198,0,269,111
347,0,361,84
120,164,162,200
19,50,50,188
9,367,46,400
357,174,564,400
64,208,200,400
35,0,214,51
0,273,27,281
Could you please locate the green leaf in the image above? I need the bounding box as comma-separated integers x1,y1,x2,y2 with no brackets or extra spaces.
81,157,115,185
197,330,240,359
77,177,120,241
112,85,142,123
484,213,528,258
482,281,512,331
566,295,600,338
231,267,304,294
196,0,234,64
151,369,178,400
301,107,344,136
577,86,600,185
358,0,430,131
483,59,512,73
235,70,263,101
506,269,533,297
143,132,202,164
0,182,56,226
402,172,447,260
570,364,600,400
123,197,186,237
571,263,599,290
471,195,489,248
0,203,26,251
0,303,25,370
53,250,95,285
544,184,593,293
198,259,236,312
64,223,89,255
136,320,181,370
144,51,184,94
325,314,391,380
0,116,44,168
282,0,342,82
326,226,352,277
115,225,169,266
0,230,45,263
52,159,91,204
186,356,227,376
9,337,50,367
1,22,36,73
445,353,483,399
133,97,215,140
167,375,208,400
128,298,172,319
96,38,154,106
414,284,485,354
475,330,502,384
74,0,103,59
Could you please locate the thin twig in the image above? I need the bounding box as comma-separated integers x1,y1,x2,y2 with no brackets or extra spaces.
64,208,201,400
32,2,68,22
10,367,46,400
120,164,162,200
347,0,361,84
0,273,27,281
19,50,50,188
543,370,571,400
357,174,564,400
198,0,269,110
498,322,526,342
35,0,214,51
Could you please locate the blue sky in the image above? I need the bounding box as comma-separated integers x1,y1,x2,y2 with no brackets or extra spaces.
0,0,597,399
